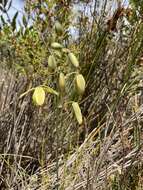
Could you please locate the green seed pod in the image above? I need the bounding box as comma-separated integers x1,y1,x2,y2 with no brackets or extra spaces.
51,42,63,49
55,21,63,35
68,52,79,68
48,55,57,70
32,87,45,106
72,102,83,125
59,72,65,92
75,74,86,95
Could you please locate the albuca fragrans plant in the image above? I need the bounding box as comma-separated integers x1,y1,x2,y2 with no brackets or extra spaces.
20,21,86,125
1,1,143,189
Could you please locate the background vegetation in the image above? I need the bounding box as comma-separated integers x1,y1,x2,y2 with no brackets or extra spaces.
0,0,143,189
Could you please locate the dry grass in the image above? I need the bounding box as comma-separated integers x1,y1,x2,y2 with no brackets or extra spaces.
0,0,143,189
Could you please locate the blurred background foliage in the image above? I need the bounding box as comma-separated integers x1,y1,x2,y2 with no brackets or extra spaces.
0,0,143,189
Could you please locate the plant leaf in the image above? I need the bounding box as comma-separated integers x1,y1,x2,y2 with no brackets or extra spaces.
7,0,12,11
43,86,59,96
20,88,35,99
11,11,18,31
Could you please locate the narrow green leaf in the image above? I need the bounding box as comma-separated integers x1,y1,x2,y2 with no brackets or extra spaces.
43,86,59,96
